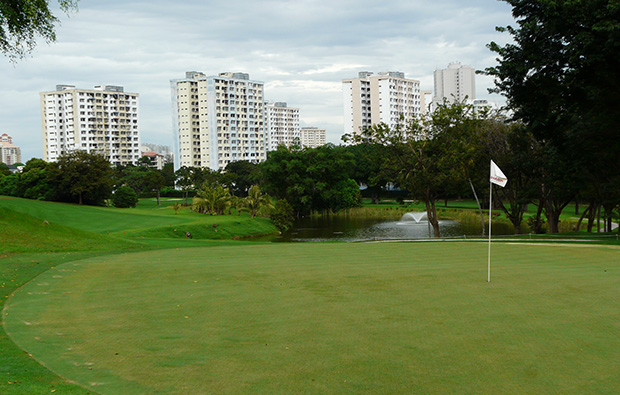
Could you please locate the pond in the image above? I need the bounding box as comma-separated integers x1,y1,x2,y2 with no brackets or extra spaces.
257,213,515,242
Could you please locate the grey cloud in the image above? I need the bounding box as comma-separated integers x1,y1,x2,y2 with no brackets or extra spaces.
0,0,515,160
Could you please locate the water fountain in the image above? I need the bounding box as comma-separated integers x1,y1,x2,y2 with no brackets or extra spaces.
401,212,428,223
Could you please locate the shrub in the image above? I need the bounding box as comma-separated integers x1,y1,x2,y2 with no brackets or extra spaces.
112,186,138,208
270,199,295,233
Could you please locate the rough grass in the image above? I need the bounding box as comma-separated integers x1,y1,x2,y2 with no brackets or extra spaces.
4,242,620,394
0,197,277,239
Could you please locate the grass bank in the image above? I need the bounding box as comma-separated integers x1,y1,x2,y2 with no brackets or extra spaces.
0,196,276,394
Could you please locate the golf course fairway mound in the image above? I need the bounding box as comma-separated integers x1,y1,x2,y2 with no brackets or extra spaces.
4,242,620,394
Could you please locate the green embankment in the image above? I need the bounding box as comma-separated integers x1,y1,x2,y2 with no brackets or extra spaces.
0,196,277,239
0,196,276,394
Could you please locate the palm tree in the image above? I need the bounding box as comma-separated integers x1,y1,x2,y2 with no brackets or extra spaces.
243,185,272,218
212,185,232,215
193,184,231,215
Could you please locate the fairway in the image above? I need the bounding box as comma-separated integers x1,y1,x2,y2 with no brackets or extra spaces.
4,242,620,394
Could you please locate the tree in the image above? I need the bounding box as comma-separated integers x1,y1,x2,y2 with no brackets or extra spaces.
243,185,272,218
15,158,60,200
269,199,295,233
56,151,112,205
174,166,194,205
1,0,79,60
192,184,231,215
172,202,182,215
260,144,360,216
484,121,541,234
111,185,138,208
485,0,620,231
161,162,175,187
144,168,166,206
342,143,390,204
116,165,150,196
224,160,258,197
353,101,490,238
0,162,10,176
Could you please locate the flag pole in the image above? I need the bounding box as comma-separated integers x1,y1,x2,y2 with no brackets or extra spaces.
488,179,493,282
488,160,507,283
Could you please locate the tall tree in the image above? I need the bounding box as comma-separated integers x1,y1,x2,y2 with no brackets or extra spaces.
352,101,489,238
260,144,359,216
174,166,194,205
224,160,258,197
485,0,620,231
1,0,79,60
56,151,112,205
342,143,390,205
484,121,541,234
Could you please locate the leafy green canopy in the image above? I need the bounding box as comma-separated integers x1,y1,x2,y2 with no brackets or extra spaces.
0,0,78,60
485,0,620,231
111,185,138,208
259,144,361,215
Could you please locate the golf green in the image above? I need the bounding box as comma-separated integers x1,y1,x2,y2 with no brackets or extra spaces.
4,242,620,394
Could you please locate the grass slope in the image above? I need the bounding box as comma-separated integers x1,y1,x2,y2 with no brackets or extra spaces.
0,208,139,254
0,197,277,239
5,242,620,394
0,197,276,394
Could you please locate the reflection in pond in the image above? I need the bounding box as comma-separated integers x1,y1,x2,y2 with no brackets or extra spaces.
258,215,515,243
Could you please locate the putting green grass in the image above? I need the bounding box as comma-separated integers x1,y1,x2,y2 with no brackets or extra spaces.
4,242,620,394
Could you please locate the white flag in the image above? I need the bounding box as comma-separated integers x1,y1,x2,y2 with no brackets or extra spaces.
490,160,508,187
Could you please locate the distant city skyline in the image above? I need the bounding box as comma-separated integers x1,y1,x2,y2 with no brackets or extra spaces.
0,0,515,162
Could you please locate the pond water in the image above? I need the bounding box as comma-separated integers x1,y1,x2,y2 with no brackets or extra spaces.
258,214,515,242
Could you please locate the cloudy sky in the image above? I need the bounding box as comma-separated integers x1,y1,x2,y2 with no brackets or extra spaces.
0,0,515,161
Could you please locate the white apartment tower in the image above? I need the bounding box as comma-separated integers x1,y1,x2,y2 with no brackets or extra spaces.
171,71,267,170
266,102,300,150
343,71,421,136
433,62,476,104
40,85,140,166
300,127,326,149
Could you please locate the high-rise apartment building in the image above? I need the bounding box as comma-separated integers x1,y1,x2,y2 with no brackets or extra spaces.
170,71,267,170
0,133,21,165
266,102,300,150
40,85,140,165
433,62,476,104
300,127,326,149
343,71,421,136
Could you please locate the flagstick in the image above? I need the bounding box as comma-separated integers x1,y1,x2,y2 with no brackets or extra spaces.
488,180,493,282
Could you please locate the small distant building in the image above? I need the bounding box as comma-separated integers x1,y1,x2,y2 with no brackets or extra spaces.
141,142,173,164
141,151,165,170
0,133,22,165
266,102,300,151
300,127,326,149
